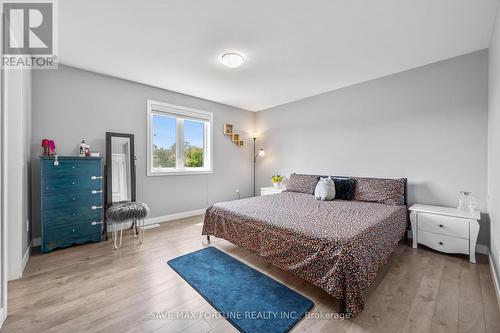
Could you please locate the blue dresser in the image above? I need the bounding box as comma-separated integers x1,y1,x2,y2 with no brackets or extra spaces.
40,156,103,253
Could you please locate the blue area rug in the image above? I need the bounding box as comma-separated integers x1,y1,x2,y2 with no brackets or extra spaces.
167,247,314,333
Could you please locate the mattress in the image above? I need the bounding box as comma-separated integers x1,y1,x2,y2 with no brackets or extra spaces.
202,191,407,317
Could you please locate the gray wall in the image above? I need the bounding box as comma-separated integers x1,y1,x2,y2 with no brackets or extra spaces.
256,50,489,246
31,65,255,239
488,8,500,284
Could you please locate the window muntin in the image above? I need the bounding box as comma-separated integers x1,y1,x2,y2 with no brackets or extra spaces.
147,100,213,175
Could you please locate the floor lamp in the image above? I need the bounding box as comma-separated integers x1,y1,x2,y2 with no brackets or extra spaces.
253,137,265,196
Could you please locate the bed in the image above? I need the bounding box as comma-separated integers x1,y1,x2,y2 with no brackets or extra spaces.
202,176,408,318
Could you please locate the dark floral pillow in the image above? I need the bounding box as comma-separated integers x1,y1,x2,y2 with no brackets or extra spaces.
332,177,356,200
353,177,406,205
287,174,318,194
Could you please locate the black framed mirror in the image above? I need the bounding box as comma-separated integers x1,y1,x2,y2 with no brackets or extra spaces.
105,132,136,207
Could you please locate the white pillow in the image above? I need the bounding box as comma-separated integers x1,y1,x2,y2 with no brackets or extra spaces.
314,176,336,201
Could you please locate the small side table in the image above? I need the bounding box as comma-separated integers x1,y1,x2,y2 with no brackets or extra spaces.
260,187,286,196
409,204,480,263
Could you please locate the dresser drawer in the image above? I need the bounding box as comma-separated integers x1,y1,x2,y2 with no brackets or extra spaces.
42,190,102,210
42,175,102,193
43,207,102,227
43,220,102,242
42,159,101,177
418,230,469,255
417,213,469,239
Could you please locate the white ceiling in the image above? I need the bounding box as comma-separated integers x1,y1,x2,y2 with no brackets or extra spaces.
59,0,499,111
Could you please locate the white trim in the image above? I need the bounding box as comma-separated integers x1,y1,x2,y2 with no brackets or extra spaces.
106,208,206,232
489,254,500,311
143,223,161,230
32,237,40,247
0,307,4,329
145,209,206,224
146,170,214,177
0,7,6,324
21,240,31,276
146,100,214,176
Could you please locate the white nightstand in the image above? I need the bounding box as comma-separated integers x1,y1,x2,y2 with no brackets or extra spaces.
409,204,480,263
260,187,286,196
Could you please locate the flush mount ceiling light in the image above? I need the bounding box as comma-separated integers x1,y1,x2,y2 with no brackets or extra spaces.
220,53,245,68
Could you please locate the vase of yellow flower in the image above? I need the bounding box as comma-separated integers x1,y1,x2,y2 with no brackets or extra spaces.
271,174,285,189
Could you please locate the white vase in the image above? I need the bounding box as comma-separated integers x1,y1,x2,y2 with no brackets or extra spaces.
273,182,280,189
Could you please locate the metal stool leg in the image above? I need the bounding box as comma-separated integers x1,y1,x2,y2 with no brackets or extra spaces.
113,221,124,249
138,218,144,244
133,217,138,238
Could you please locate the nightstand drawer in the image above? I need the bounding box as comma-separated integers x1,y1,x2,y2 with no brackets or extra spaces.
418,213,469,239
418,230,469,255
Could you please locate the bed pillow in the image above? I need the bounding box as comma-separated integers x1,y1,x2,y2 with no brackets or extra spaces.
314,177,336,201
287,174,318,194
332,177,355,200
315,176,355,200
353,177,406,205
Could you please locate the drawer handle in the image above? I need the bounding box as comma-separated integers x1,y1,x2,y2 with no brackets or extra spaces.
91,221,103,225
72,197,76,201
439,241,444,246
91,190,103,194
91,206,103,210
72,228,76,232
439,224,444,228
72,213,76,216
72,181,76,185
91,176,103,180
72,166,76,169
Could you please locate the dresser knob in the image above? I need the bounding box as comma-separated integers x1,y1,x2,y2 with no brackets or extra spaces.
72,197,76,201
72,181,75,185
72,166,75,169
439,224,444,228
45,187,49,190
439,241,444,245
72,229,76,232
72,213,76,216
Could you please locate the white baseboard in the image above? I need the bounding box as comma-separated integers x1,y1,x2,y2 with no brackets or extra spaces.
21,240,32,276
489,254,500,311
31,209,207,241
145,208,206,225
32,237,40,247
0,307,5,329
106,208,206,231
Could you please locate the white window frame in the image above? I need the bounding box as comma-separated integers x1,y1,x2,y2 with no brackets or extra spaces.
147,100,213,176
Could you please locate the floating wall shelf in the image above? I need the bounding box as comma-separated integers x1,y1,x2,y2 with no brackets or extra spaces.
224,123,244,147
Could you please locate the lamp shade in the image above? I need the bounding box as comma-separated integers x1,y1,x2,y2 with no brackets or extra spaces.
258,149,266,157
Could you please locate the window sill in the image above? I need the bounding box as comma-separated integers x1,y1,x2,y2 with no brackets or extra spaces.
147,169,213,176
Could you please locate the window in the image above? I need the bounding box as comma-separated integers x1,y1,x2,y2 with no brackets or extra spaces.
147,100,213,175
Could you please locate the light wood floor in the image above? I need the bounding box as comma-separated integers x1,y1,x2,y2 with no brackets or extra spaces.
3,215,500,333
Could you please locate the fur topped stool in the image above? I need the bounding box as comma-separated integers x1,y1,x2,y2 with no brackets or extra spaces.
106,201,149,249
